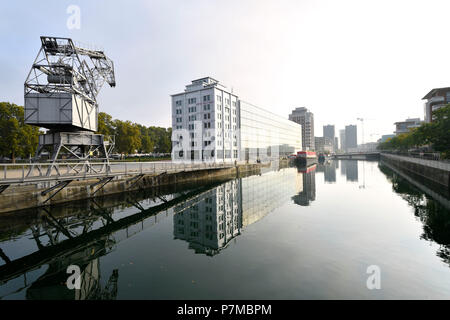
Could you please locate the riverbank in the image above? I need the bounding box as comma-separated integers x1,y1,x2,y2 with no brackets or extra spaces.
380,153,450,189
0,160,290,214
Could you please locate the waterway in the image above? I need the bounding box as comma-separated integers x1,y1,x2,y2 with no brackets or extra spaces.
0,160,449,299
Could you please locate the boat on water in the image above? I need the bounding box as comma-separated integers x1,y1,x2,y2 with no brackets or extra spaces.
318,153,326,163
294,151,318,166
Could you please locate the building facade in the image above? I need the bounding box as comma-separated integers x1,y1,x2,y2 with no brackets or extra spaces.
171,78,302,163
323,125,336,152
314,136,334,153
289,107,315,151
394,118,421,136
339,129,346,152
378,134,395,143
345,125,357,152
422,87,450,123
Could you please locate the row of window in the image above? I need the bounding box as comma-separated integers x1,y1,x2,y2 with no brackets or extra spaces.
177,95,212,106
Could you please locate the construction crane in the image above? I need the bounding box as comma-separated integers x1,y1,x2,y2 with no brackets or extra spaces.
24,36,116,174
356,117,376,145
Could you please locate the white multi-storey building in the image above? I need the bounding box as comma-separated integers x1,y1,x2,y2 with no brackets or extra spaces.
171,77,302,163
171,77,239,162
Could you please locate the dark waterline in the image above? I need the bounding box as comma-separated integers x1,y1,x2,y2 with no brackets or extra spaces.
0,160,449,300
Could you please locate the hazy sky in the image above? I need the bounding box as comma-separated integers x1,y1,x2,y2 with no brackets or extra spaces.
1,0,449,143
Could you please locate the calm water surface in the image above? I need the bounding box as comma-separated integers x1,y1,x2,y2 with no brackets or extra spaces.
0,160,450,299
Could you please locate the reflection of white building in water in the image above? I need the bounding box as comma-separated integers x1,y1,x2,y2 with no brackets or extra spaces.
173,168,302,255
340,160,358,182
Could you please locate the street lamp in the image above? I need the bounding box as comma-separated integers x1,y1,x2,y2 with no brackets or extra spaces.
357,118,364,146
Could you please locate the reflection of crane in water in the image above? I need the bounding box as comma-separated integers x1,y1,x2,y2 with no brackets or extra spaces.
25,238,119,300
0,182,222,299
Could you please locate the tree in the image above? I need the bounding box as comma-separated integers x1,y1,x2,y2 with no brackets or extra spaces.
113,120,141,154
428,105,450,156
0,102,40,162
377,105,450,158
141,135,154,153
97,112,115,137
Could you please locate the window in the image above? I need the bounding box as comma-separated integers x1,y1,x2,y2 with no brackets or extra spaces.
203,95,211,102
188,98,196,104
232,101,236,107
216,95,222,102
176,117,182,123
204,113,211,120
176,109,182,115
176,100,182,106
203,104,211,111
204,122,211,128
188,106,197,113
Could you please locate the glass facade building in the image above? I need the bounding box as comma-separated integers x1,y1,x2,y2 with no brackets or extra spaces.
239,101,302,162
171,78,302,163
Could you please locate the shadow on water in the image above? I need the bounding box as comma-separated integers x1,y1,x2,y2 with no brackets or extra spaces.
378,162,450,267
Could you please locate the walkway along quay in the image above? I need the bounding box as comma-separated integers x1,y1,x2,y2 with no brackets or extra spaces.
0,160,278,214
381,153,450,189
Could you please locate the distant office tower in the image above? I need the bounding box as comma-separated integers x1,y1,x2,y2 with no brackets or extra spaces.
289,107,315,151
345,125,357,152
339,129,346,152
323,125,335,151
334,137,339,152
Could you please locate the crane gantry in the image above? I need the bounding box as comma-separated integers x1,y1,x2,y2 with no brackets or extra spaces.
24,36,116,175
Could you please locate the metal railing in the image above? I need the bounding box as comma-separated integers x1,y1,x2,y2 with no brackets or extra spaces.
0,161,235,185
381,150,450,163
381,153,450,171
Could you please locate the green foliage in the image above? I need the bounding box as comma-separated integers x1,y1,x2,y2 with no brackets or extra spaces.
98,112,115,136
0,102,40,161
96,112,172,155
378,105,450,157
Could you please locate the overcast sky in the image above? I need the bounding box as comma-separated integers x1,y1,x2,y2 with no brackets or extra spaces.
1,0,449,143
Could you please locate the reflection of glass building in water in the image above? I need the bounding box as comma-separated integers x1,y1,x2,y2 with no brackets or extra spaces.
292,165,316,206
344,161,359,182
173,168,302,255
324,161,337,183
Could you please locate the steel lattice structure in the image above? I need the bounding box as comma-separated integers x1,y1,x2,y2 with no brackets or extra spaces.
24,36,116,174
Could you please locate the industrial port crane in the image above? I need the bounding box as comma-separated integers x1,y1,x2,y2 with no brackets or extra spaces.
24,36,116,174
